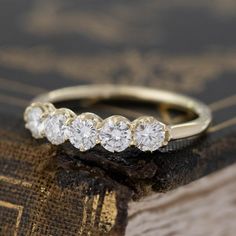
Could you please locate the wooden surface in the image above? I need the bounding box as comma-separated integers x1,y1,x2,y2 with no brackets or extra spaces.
127,163,236,236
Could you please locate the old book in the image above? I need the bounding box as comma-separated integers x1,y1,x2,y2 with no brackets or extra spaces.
0,1,236,235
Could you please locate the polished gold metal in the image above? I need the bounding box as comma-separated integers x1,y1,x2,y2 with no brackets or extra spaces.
32,85,212,141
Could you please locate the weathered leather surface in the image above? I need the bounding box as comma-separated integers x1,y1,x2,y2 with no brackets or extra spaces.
0,1,236,235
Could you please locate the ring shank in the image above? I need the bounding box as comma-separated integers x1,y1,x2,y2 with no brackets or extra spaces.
32,85,212,140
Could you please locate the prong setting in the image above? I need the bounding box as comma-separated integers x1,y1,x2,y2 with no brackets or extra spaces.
99,115,132,153
44,108,75,145
24,103,55,139
133,116,166,152
68,113,102,152
24,103,168,152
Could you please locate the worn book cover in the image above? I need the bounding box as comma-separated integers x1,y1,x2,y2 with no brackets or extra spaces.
0,1,236,235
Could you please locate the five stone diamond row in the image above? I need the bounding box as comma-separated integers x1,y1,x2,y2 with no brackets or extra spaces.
24,103,170,153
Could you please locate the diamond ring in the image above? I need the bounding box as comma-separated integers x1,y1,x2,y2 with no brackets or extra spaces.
24,85,212,153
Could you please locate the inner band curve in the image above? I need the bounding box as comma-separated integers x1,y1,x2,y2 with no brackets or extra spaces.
32,85,212,140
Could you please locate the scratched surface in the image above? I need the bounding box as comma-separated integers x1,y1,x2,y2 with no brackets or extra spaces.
0,0,236,235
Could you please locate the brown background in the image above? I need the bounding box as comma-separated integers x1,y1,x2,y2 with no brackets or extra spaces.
0,0,236,235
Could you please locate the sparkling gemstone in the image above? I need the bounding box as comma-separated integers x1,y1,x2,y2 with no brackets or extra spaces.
68,115,99,151
134,117,166,151
25,106,45,138
44,113,68,145
99,116,132,152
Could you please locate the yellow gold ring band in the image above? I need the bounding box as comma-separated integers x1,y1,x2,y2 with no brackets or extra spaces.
24,85,212,153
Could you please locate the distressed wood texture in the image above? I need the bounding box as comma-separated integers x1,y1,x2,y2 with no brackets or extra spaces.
127,164,236,236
